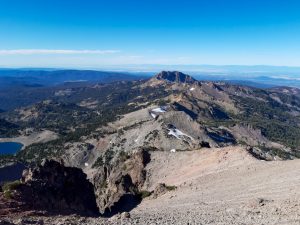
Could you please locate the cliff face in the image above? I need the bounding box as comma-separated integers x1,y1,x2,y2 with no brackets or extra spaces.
0,160,99,217
92,149,151,216
0,151,151,218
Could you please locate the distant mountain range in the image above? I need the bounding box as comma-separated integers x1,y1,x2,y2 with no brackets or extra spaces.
1,68,300,111
2,70,300,161
1,67,300,89
0,69,147,89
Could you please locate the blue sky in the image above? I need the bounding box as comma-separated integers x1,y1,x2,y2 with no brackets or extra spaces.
1,0,300,68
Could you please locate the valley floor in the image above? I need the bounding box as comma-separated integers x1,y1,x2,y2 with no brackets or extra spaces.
2,146,300,225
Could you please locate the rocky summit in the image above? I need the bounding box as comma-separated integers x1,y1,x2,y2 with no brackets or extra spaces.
154,71,197,84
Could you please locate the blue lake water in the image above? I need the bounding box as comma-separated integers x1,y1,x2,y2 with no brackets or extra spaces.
0,142,23,155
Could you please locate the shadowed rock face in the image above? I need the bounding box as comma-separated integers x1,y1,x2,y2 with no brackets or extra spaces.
155,71,196,84
0,151,151,218
0,160,99,217
93,149,151,216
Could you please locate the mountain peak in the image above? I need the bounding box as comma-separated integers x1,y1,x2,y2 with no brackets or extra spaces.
154,71,196,84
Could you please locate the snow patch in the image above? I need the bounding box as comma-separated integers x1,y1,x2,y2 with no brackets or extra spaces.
152,107,166,113
84,163,89,167
170,149,176,153
168,128,194,140
150,113,158,119
149,106,167,119
190,87,195,91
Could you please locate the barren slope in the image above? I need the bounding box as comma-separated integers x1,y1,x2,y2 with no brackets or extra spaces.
131,147,300,224
2,146,300,225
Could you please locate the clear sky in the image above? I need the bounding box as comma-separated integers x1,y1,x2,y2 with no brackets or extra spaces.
1,0,300,68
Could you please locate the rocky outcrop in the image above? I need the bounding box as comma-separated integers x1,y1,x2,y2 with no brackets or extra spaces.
0,160,99,217
152,183,176,199
0,152,151,217
62,142,95,168
93,149,151,216
154,71,196,84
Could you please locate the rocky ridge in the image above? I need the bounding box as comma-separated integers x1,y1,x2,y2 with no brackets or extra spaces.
0,160,99,217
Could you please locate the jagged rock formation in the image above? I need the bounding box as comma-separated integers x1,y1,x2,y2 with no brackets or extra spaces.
0,160,99,217
0,153,151,217
92,149,150,216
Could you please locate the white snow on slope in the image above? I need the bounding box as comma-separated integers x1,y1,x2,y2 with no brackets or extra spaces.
150,113,158,119
168,128,194,140
152,107,166,113
190,87,195,91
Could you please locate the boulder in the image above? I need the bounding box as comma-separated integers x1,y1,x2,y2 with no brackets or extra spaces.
152,183,176,199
